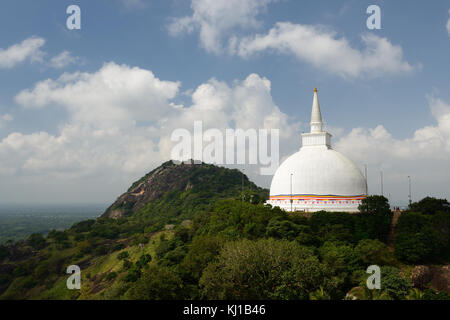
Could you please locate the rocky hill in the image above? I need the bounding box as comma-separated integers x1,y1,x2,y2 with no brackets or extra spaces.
103,160,268,219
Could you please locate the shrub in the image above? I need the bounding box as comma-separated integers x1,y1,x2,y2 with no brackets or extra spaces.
117,251,130,260
394,213,441,263
409,197,449,215
125,265,183,299
122,259,132,271
180,236,225,282
70,219,96,233
27,233,46,250
380,266,412,300
355,239,396,266
135,254,152,269
199,238,327,300
265,217,301,240
124,267,141,283
105,272,117,281
0,245,9,261
359,195,391,215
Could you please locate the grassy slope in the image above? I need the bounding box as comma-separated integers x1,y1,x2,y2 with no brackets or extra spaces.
0,230,174,300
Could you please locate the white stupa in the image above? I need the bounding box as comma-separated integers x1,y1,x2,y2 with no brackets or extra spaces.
266,88,367,212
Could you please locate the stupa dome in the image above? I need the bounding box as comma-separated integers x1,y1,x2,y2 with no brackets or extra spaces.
267,89,367,212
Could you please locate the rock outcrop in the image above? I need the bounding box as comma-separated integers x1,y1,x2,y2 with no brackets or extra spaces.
102,160,267,219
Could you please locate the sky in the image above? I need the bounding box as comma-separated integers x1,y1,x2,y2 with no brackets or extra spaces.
0,0,450,207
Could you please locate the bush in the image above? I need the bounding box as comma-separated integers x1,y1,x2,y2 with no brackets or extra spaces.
27,233,46,250
359,195,391,215
47,230,68,243
122,259,132,271
74,233,85,242
135,254,152,269
319,241,362,274
155,239,177,259
0,273,12,288
124,267,141,283
132,234,149,246
409,197,449,215
180,236,225,282
34,261,50,280
70,219,96,233
380,266,412,300
394,213,442,263
117,251,130,260
94,245,108,256
422,289,450,300
105,272,117,281
160,246,187,266
174,226,191,243
112,243,126,252
355,239,396,266
318,241,362,296
199,238,327,300
0,245,8,261
125,265,184,299
265,217,301,240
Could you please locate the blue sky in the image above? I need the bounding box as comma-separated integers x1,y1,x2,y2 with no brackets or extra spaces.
1,0,450,206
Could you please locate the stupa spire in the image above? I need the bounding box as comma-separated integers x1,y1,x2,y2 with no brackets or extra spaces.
310,88,323,133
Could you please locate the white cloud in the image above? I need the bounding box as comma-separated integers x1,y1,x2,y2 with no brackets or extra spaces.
447,10,450,36
2,63,299,204
335,96,450,205
169,2,413,78
0,37,81,70
168,0,275,54
3,62,449,205
49,51,81,68
0,37,45,69
236,22,414,78
0,114,13,128
15,62,181,129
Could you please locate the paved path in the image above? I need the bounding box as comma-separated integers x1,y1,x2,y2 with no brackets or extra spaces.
387,211,402,248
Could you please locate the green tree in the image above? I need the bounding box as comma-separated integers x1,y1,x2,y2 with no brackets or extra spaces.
199,239,327,300
124,267,141,282
318,241,362,297
180,235,225,282
380,266,412,300
355,239,396,266
122,259,133,271
125,265,184,299
135,254,152,269
359,195,391,215
27,233,47,250
117,251,130,260
265,216,301,240
409,197,449,215
394,212,442,263
34,261,50,280
0,245,9,261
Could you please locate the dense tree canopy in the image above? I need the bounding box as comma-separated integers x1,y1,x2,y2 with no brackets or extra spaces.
199,239,328,300
409,197,450,215
1,173,449,301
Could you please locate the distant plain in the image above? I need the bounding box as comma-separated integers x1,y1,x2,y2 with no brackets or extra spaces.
0,204,105,243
